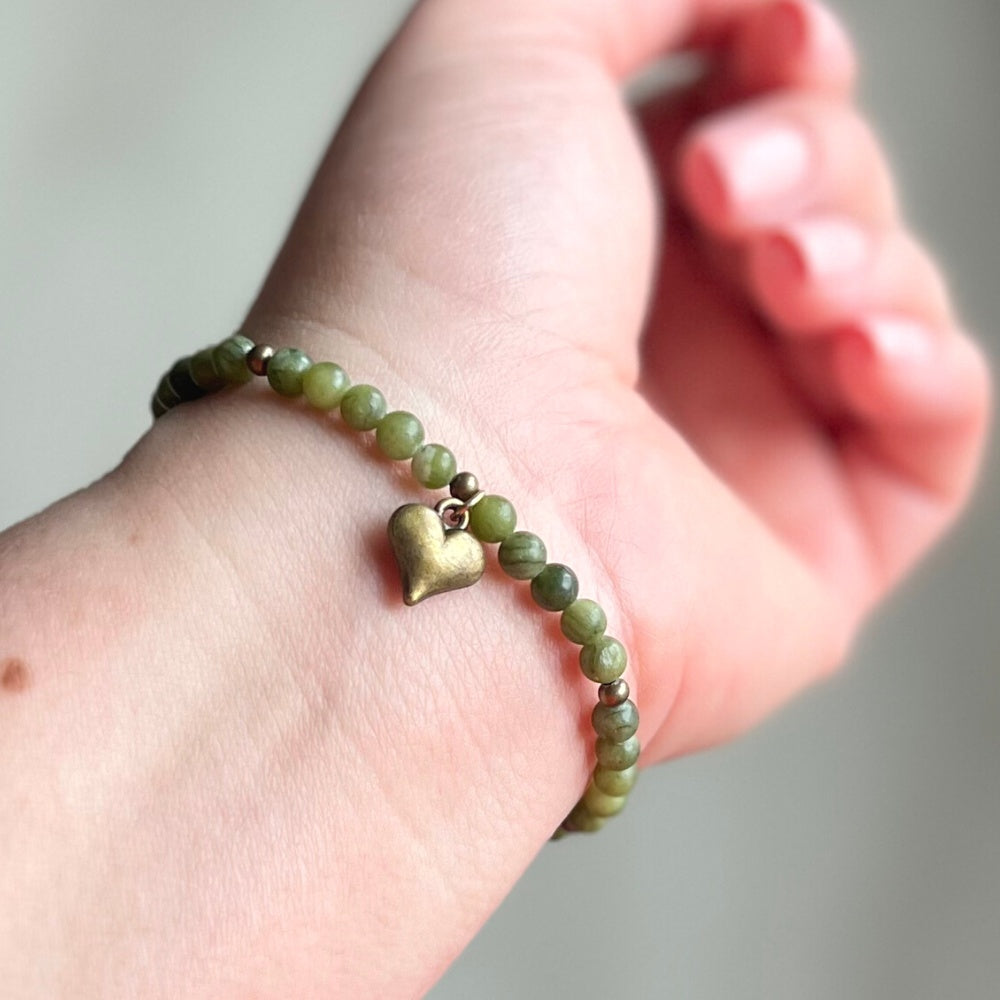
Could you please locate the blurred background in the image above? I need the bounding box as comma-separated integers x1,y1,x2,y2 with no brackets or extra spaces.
1,1,997,996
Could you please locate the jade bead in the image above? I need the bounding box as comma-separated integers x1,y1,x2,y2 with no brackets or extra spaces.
376,410,425,460
567,801,606,833
579,636,627,684
595,734,640,770
594,763,638,796
189,346,225,390
411,443,457,489
583,781,627,818
213,335,255,384
467,494,517,544
167,358,206,401
302,361,350,409
592,700,639,744
530,563,578,612
497,531,547,580
340,384,387,430
266,347,311,396
560,599,607,645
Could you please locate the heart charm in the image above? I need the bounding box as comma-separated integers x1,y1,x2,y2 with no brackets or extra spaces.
387,503,485,605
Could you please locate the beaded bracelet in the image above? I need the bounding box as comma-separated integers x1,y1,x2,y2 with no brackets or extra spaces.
151,334,640,836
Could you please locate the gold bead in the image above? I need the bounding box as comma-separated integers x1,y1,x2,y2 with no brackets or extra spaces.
246,343,275,376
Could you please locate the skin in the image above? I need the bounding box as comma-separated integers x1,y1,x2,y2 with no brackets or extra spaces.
0,0,990,996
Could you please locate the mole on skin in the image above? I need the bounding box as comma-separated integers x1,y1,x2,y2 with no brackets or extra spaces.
1,658,30,693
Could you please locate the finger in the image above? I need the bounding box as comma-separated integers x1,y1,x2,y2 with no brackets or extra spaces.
677,93,897,239
748,215,953,334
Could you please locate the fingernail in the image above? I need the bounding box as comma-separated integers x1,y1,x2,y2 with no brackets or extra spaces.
684,116,812,224
768,1,809,61
844,317,937,366
760,216,872,284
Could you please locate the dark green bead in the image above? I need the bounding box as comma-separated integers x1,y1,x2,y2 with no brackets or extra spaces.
155,375,182,408
340,384,387,430
530,563,579,612
213,335,254,384
497,531,547,580
592,699,639,743
560,599,607,645
189,347,225,390
411,444,457,489
302,362,350,410
566,801,606,834
376,410,425,460
594,763,638,796
595,734,640,770
467,495,517,544
583,781,627,818
167,358,206,402
266,347,312,397
579,636,627,684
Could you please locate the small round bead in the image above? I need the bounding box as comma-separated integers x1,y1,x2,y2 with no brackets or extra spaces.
579,635,627,684
376,410,425,460
340,384,387,430
497,531,547,580
213,335,255,384
467,494,517,543
167,358,204,402
593,763,638,796
266,347,312,397
559,599,607,645
598,678,630,706
530,562,579,611
583,781,627,818
411,444,457,489
566,801,607,834
189,347,225,390
303,362,350,410
595,734,640,770
449,472,480,502
246,343,275,377
592,699,639,743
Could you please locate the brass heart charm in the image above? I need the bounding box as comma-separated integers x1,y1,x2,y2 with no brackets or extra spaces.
387,503,485,605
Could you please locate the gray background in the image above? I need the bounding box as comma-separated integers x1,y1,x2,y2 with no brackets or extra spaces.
2,1,998,997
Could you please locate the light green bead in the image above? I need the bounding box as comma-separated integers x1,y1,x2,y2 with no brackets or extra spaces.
411,444,457,489
498,531,547,580
595,734,640,770
213,335,254,384
530,563,578,612
567,801,607,834
594,763,638,796
592,700,639,744
583,781,627,818
560,599,607,645
302,361,350,410
376,410,425,460
266,347,311,396
467,494,517,544
579,636,627,683
340,384,387,430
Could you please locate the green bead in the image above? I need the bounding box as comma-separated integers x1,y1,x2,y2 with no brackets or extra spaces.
530,563,578,612
594,763,638,796
497,531,547,580
560,599,607,645
340,384,387,430
595,734,640,770
567,801,606,834
376,410,425,460
467,495,517,544
592,700,639,743
579,636,627,683
302,361,350,410
411,443,457,489
266,347,312,397
583,781,627,818
167,358,206,401
189,347,225,390
213,335,254,384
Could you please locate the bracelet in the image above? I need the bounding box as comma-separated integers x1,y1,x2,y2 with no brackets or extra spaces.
151,334,640,836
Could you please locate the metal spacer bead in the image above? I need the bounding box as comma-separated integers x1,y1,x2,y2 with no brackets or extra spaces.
246,343,275,376
449,472,480,503
598,679,630,707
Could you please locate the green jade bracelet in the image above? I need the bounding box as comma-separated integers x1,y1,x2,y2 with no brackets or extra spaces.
152,334,640,836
